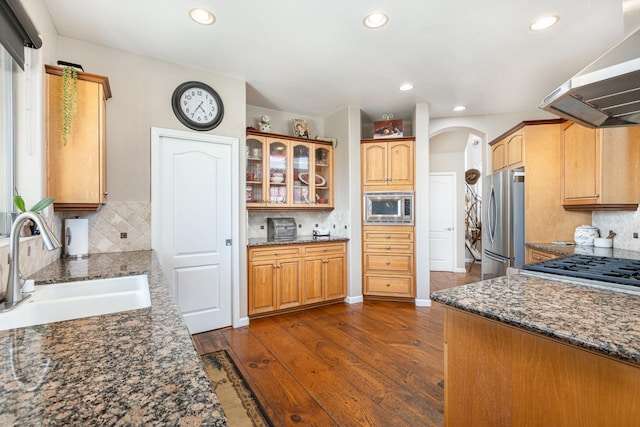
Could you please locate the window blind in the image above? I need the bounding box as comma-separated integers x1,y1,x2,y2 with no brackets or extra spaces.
0,0,41,70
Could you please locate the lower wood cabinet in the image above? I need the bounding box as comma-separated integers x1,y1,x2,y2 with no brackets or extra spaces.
362,225,415,298
443,308,640,426
248,241,347,316
525,246,564,264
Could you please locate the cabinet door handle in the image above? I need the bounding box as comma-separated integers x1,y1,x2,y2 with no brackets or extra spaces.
386,260,391,265
273,264,278,269
104,191,109,196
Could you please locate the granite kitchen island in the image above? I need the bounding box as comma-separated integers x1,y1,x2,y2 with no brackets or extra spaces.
431,272,640,426
0,250,226,426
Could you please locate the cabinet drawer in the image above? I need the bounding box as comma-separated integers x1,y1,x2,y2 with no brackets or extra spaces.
365,254,413,274
364,242,414,253
363,230,414,243
526,248,562,264
250,246,301,261
304,243,346,257
365,276,413,295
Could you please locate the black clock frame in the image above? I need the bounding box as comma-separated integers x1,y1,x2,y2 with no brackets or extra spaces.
171,81,224,131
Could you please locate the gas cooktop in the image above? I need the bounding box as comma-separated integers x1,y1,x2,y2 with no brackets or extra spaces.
523,255,640,289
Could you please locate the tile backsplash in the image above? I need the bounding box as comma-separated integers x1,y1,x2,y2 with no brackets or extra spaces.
593,209,640,252
60,201,152,254
248,210,350,239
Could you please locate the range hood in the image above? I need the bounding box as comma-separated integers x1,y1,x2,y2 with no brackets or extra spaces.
539,28,640,128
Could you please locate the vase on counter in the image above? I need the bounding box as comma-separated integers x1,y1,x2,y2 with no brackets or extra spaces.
574,225,599,246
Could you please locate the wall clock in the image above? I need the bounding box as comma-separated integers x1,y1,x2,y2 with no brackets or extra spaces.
171,81,224,131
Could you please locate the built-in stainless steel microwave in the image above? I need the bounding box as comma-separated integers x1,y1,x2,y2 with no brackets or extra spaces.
363,191,414,225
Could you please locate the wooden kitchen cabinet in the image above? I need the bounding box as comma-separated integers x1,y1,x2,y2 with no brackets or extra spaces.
490,129,524,173
525,247,563,264
443,308,640,426
246,130,334,210
361,138,414,191
561,122,640,210
248,241,347,317
489,119,591,243
302,242,347,304
362,225,415,298
491,138,507,172
248,245,302,315
46,65,112,211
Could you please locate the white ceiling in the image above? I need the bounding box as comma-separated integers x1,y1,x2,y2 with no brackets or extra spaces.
43,0,638,121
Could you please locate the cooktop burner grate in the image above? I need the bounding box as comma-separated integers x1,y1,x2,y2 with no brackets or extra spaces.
523,255,640,287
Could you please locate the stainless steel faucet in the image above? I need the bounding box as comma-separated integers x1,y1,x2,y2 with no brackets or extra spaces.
3,212,61,309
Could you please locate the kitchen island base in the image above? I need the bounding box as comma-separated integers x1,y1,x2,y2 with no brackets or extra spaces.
443,308,640,426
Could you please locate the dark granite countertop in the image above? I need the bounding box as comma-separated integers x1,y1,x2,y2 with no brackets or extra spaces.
431,272,640,366
0,250,226,426
526,242,640,260
247,235,349,247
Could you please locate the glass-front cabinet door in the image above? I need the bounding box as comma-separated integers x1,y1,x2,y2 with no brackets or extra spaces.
292,142,312,206
246,131,333,210
314,146,332,206
246,136,265,207
266,140,289,205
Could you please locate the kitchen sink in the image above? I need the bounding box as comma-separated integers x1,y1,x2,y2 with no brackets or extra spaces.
0,275,151,331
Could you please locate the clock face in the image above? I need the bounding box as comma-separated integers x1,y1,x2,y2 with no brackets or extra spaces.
171,81,224,131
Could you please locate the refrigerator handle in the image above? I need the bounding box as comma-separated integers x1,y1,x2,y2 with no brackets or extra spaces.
487,184,497,244
484,250,508,264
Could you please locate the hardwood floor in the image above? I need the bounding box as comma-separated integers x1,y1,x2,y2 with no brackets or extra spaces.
193,264,481,426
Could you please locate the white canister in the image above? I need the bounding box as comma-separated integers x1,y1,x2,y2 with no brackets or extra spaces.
574,225,600,246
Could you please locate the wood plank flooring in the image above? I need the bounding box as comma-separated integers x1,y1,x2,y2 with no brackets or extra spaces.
193,265,481,426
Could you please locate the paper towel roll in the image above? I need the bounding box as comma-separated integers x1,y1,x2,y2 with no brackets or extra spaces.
65,218,88,257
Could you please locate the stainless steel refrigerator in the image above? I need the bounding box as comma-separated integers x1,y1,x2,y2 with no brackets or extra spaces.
482,168,525,279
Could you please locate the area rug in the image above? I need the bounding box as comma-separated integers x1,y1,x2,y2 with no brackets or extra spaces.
201,350,272,427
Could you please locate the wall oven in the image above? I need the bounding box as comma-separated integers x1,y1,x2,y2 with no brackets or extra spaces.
363,191,414,225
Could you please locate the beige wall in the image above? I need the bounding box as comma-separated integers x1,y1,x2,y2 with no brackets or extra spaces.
57,37,247,202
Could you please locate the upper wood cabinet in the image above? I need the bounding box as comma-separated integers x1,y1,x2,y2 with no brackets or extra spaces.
46,65,112,211
490,130,524,173
361,137,414,191
521,121,591,243
246,131,334,210
561,122,640,211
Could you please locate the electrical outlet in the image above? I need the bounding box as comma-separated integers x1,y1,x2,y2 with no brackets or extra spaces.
260,225,264,230
333,224,336,228
634,232,638,239
315,224,319,227
298,224,302,228
120,232,128,239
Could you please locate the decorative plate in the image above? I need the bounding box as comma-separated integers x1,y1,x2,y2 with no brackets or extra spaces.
299,173,325,186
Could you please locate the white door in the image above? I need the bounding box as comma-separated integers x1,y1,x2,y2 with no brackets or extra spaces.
429,173,455,271
151,128,236,333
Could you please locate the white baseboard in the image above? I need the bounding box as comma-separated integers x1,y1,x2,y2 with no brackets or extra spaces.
234,316,250,328
345,295,364,304
454,267,467,273
415,298,432,307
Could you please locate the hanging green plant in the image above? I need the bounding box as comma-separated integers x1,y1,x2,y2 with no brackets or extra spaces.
61,65,78,146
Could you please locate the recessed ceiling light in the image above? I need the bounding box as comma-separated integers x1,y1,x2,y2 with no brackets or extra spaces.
189,8,216,25
529,15,559,31
399,83,414,91
364,12,388,29
453,105,466,112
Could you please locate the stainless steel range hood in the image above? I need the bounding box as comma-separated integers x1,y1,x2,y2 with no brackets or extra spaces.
539,28,640,128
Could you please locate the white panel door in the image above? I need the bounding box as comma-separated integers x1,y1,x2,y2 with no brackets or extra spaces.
151,129,233,333
429,173,455,271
